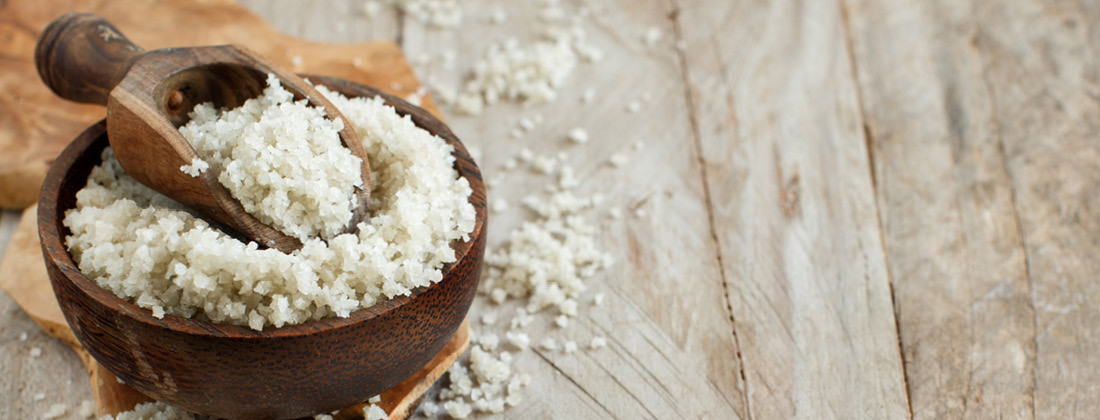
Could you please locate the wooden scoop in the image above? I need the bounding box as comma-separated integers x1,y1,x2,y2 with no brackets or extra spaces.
34,13,371,253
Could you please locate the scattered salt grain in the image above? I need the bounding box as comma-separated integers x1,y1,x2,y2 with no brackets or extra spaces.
490,288,508,304
455,2,599,115
392,0,463,28
633,140,645,150
492,198,509,213
30,347,42,358
78,400,96,419
593,292,606,306
34,393,45,401
361,0,382,18
364,403,387,420
634,208,648,217
608,207,623,219
480,311,498,325
19,332,28,341
41,403,67,420
554,314,569,328
352,57,363,68
509,309,534,329
567,127,589,144
608,153,629,168
491,9,508,24
479,333,500,352
405,92,423,106
559,298,578,316
291,56,303,67
590,336,608,349
643,26,664,45
563,341,578,354
532,155,557,175
626,101,641,113
581,88,595,103
519,116,537,131
368,395,382,404
506,331,530,350
517,148,535,163
444,400,473,419
540,337,559,351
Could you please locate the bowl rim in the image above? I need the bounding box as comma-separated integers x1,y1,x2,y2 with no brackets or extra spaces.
37,75,486,339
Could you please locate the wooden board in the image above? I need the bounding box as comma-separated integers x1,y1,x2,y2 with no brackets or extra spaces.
7,0,1100,418
393,0,747,418
970,2,1100,417
0,0,430,210
842,1,1036,417
674,0,910,417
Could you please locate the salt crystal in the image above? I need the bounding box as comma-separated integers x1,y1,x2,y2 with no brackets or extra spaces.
608,153,629,168
41,403,67,420
590,336,608,349
567,128,589,144
563,341,578,353
643,27,663,45
540,338,559,350
554,314,569,328
581,88,596,103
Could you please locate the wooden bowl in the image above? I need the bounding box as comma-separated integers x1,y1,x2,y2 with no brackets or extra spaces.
37,76,487,420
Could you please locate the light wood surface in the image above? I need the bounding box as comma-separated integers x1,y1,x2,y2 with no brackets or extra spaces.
3,0,1100,418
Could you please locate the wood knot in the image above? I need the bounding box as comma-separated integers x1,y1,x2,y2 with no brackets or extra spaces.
780,173,800,218
166,90,185,111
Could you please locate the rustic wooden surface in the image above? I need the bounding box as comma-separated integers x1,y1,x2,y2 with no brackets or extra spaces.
3,0,1100,419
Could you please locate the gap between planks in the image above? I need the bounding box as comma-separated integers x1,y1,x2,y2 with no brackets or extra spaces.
974,32,1039,419
668,0,753,418
835,0,915,417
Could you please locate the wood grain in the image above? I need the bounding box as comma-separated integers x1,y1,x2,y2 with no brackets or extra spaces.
675,0,910,417
392,0,749,418
971,1,1100,417
0,0,427,210
842,0,1036,418
7,0,1100,418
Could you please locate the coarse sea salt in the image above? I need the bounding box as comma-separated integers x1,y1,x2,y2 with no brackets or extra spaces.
180,74,362,241
65,87,475,331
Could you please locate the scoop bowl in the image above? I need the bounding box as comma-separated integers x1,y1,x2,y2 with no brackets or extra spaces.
37,77,486,420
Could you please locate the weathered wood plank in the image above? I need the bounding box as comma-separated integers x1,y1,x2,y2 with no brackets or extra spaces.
236,0,400,46
842,1,1036,418
675,0,910,417
970,1,1100,417
382,0,748,418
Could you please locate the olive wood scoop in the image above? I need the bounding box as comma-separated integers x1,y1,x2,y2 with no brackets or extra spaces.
34,13,371,253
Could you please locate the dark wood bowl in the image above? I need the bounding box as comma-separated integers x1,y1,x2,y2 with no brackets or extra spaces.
37,76,486,420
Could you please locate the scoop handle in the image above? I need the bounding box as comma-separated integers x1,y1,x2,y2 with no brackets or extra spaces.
35,13,145,105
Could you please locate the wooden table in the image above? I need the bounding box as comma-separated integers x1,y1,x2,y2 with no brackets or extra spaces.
3,0,1098,418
